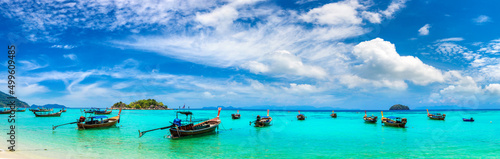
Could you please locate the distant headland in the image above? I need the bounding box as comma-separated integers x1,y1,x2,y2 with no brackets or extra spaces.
111,99,173,110
31,104,67,109
389,104,410,110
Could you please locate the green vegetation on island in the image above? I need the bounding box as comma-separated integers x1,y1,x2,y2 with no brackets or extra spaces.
111,99,169,110
389,104,410,110
0,91,29,108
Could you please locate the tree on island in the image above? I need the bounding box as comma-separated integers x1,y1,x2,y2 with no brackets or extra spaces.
389,104,410,110
111,99,168,109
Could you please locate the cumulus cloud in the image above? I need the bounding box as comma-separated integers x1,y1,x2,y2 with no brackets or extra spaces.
350,38,445,88
300,0,363,25
428,71,500,106
473,15,491,24
418,24,431,36
241,50,327,79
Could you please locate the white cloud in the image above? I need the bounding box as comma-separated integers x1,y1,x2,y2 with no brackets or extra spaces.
434,42,467,56
435,37,464,42
351,38,445,87
19,60,48,71
240,50,327,79
300,0,363,25
16,83,49,97
473,15,491,24
418,24,430,36
479,39,500,54
380,0,407,18
361,11,382,23
196,5,239,32
63,54,77,60
485,83,500,96
51,45,76,49
428,71,500,106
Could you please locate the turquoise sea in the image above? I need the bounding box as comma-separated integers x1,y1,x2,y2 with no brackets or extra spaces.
1,109,499,158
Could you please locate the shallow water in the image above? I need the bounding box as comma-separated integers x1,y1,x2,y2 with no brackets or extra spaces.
0,109,499,158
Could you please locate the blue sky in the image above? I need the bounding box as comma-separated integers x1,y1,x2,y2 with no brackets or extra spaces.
1,0,500,109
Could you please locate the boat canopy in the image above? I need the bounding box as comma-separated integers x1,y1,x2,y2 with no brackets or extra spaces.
260,116,271,118
90,116,108,119
431,113,442,115
297,114,304,115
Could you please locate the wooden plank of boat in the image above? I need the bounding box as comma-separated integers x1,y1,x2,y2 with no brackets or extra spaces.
169,107,221,139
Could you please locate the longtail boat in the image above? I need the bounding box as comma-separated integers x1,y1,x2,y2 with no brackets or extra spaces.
52,109,122,130
0,109,12,114
427,109,445,120
168,108,221,139
463,118,474,122
330,110,337,118
381,111,406,128
363,111,377,123
31,107,53,112
94,108,112,115
61,108,67,112
139,107,221,139
251,109,272,127
82,107,99,113
34,110,62,117
138,108,221,139
15,108,26,112
231,110,241,119
297,111,306,120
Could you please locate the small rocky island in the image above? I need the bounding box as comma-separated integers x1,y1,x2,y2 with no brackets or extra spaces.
389,104,410,110
111,99,172,110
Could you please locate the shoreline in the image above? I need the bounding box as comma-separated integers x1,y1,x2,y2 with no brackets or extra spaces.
0,150,51,159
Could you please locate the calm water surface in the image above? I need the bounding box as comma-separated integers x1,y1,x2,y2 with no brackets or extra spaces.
1,109,499,158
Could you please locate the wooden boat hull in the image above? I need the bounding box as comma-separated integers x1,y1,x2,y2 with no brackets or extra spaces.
254,118,272,127
331,113,337,118
297,115,306,120
169,118,221,139
34,112,62,117
94,111,112,115
77,119,118,129
231,114,240,119
463,118,474,122
428,116,445,120
0,110,12,114
382,121,406,128
364,117,377,123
